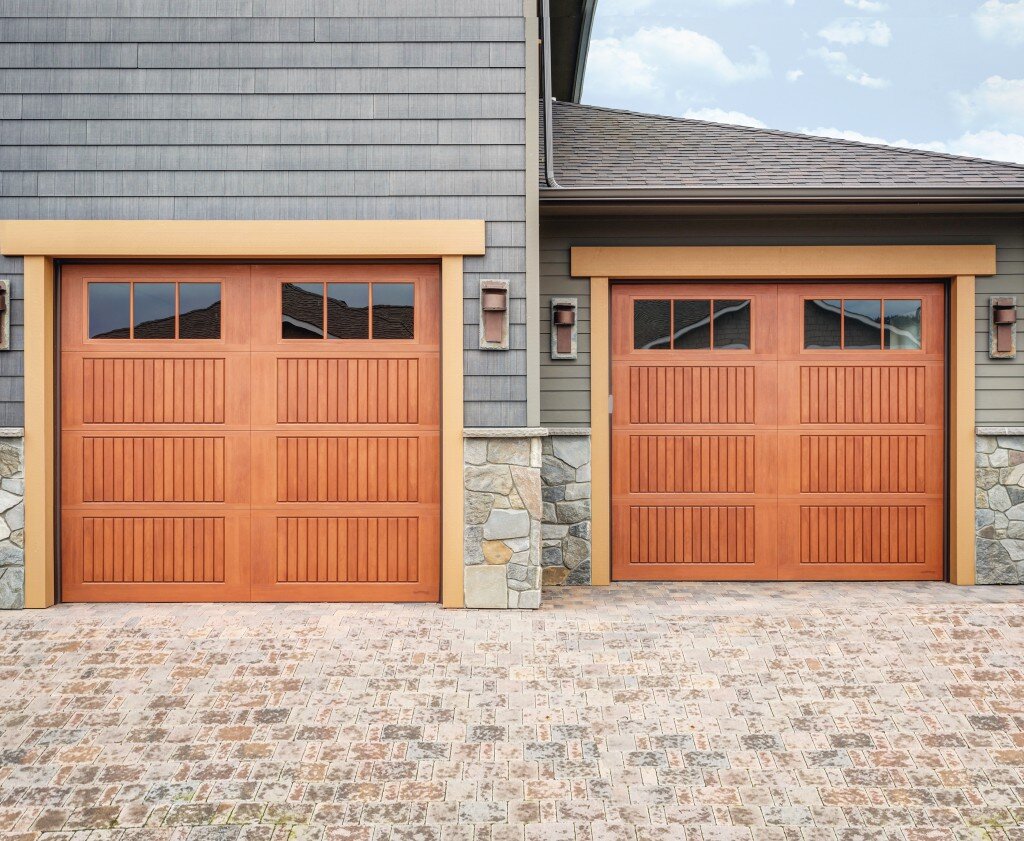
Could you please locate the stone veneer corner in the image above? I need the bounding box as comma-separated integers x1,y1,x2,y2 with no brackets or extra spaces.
463,429,544,608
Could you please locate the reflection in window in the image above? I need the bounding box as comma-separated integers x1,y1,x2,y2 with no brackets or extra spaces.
805,298,923,350
884,299,922,349
673,300,711,349
133,283,176,339
88,283,131,339
179,283,221,339
372,283,415,339
327,283,369,339
634,300,672,349
804,299,842,349
843,299,882,349
712,300,751,349
282,282,324,339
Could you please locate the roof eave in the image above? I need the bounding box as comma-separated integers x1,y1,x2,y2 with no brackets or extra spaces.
540,185,1024,204
549,0,599,103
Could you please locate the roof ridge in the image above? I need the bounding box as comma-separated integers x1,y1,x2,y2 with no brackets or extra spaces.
556,100,1024,173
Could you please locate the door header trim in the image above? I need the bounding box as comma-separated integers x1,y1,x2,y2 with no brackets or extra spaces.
0,220,486,259
572,245,996,279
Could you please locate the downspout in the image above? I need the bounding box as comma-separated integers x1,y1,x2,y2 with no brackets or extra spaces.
540,0,562,189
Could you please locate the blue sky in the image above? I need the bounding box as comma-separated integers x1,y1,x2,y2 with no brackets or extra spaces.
582,0,1024,163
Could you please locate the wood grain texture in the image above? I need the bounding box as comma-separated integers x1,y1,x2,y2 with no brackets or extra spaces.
798,366,926,425
275,358,420,425
274,436,422,503
274,517,419,583
628,435,755,494
60,263,441,603
81,436,226,502
628,366,755,425
82,517,225,583
798,506,927,566
612,282,945,582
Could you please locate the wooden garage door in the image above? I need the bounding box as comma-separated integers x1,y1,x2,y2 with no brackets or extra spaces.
611,282,945,581
60,263,440,602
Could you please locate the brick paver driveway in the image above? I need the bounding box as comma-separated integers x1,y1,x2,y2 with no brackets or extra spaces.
2,583,1024,840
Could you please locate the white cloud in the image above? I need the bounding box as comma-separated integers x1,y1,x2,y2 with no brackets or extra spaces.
585,38,657,98
844,0,888,10
584,26,770,114
975,0,1024,45
786,69,804,82
624,27,770,84
819,18,892,46
954,76,1024,132
810,47,890,88
682,107,767,127
596,0,763,12
801,126,1024,164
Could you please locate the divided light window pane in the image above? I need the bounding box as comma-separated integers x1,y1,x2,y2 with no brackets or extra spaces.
133,283,176,339
843,299,882,349
883,299,922,349
282,282,324,339
179,283,221,339
673,299,711,349
712,300,750,349
88,283,131,339
804,299,842,349
633,300,672,349
372,283,415,339
326,283,369,339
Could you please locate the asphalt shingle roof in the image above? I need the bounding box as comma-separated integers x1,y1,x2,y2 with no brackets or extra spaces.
543,101,1024,190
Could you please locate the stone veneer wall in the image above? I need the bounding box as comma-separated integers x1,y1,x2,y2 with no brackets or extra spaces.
541,432,591,585
0,432,24,609
463,430,543,608
976,428,1024,584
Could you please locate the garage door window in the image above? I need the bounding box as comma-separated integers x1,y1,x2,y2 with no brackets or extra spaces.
283,282,414,341
88,281,221,340
634,298,750,350
804,298,921,350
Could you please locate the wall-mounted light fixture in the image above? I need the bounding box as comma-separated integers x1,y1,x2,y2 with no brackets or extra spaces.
0,280,9,351
550,296,577,360
479,279,509,350
990,296,1018,359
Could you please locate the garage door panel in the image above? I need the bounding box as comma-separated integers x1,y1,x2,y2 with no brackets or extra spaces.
62,431,251,507
777,362,943,428
249,510,439,601
777,501,943,579
61,263,441,604
613,281,945,583
62,353,251,429
612,431,778,497
248,431,439,506
613,362,778,428
61,511,251,602
612,501,777,580
249,353,439,429
776,430,944,497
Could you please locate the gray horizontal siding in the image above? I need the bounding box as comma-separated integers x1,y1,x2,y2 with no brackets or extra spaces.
0,119,526,144
540,213,1024,428
0,0,530,427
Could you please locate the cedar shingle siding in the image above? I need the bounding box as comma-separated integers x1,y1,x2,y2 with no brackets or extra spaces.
0,0,530,427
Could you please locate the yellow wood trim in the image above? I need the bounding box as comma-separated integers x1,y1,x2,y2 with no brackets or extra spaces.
589,277,611,586
10,221,480,608
0,219,486,259
572,245,998,280
23,257,55,608
441,256,466,607
950,275,976,585
587,267,978,587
